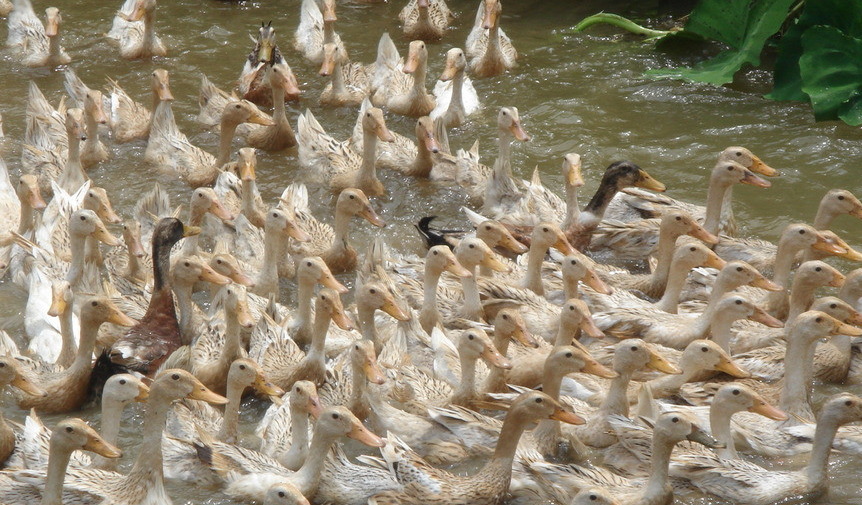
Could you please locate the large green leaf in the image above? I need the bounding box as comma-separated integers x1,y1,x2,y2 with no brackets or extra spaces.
768,0,862,101
799,26,862,124
647,0,796,86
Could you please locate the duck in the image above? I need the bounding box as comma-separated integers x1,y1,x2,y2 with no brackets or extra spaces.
245,63,299,151
272,255,347,344
256,380,322,469
801,188,862,262
319,41,370,107
8,2,70,67
397,245,472,333
197,405,385,503
24,108,87,197
25,277,77,368
107,0,166,59
169,255,232,345
465,0,517,77
294,0,342,64
283,184,385,274
146,98,274,187
0,418,121,505
12,370,227,505
400,0,453,40
12,296,135,414
0,356,47,465
479,107,531,214
367,391,583,505
671,393,862,505
318,339,387,418
372,39,436,117
178,187,234,256
91,374,149,470
0,166,46,238
431,47,480,129
62,69,109,169
529,411,721,505
107,68,174,143
239,22,301,108
109,218,201,375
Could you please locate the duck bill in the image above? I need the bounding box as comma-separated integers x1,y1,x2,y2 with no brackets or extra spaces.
359,206,386,228
648,350,682,374
844,309,862,327
482,3,498,29
446,257,473,278
423,131,441,154
92,100,109,126
703,251,727,270
440,58,459,81
107,307,137,327
257,37,274,63
749,399,789,421
582,358,618,379
156,81,174,102
125,0,147,22
253,373,284,397
128,232,146,258
635,170,666,192
481,253,510,273
688,223,719,245
240,158,256,181
48,289,67,317
319,55,336,77
584,268,612,295
811,233,846,255
286,221,311,242
850,205,862,219
248,109,275,127
509,121,530,142
28,188,47,210
579,315,605,339
838,245,862,262
750,275,782,291
566,157,585,187
94,223,122,247
511,324,538,348
307,395,323,419
382,296,410,321
829,270,847,288
402,51,420,74
481,346,512,369
376,124,396,143
44,13,59,36
209,198,234,221
322,0,337,22
740,169,771,188
416,0,430,8
229,269,256,288
320,272,349,295
363,357,386,385
135,381,150,401
834,321,862,337
235,299,255,328
182,225,202,238
549,407,585,425
748,308,784,328
715,357,749,378
199,266,231,286
11,374,47,397
498,231,529,254
347,421,386,447
331,306,355,331
98,204,122,225
83,434,122,459
283,74,302,97
687,425,724,449
748,156,778,177
188,380,229,405
553,235,578,257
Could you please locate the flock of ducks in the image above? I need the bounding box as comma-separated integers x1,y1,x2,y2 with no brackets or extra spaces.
0,0,861,505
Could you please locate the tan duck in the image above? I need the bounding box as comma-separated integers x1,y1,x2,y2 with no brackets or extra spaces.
372,39,436,117
400,0,453,40
276,256,347,345
24,107,87,197
107,68,173,143
91,374,149,470
146,98,273,187
319,41,370,107
465,0,517,77
0,418,121,505
398,245,472,333
243,63,299,151
319,339,387,419
171,255,231,343
0,168,46,238
802,188,862,261
8,2,70,67
62,69,109,169
671,393,862,505
256,380,322,469
13,296,135,414
0,356,47,465
236,207,310,297
282,184,385,274
367,391,582,505
107,0,166,59
294,0,342,64
431,47,480,129
11,370,226,505
239,22,301,107
178,186,234,256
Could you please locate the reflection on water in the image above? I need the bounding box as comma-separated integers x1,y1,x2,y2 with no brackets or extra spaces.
1,0,862,503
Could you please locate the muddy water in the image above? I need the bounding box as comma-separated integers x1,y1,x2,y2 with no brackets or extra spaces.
1,0,862,503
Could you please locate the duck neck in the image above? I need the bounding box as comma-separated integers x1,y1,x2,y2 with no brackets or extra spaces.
460,264,483,321
709,312,737,353
769,238,800,309
127,246,142,280
126,387,170,487
812,202,837,231
648,358,692,397
241,179,260,222
453,351,478,404
563,181,580,231
703,174,732,236
217,119,239,167
420,264,442,330
152,234,172,291
779,333,817,419
307,306,331,369
358,129,379,189
142,10,156,52
647,225,679,298
492,410,528,466
357,302,379,349
17,200,34,235
173,281,195,343
331,59,348,98
279,403,309,470
292,425,335,495
148,91,163,133
85,109,99,145
48,34,62,61
410,130,434,177
255,227,283,297
522,240,546,296
486,22,502,66
690,305,717,341
600,369,632,418
642,433,674,503
409,58,428,100
55,301,77,368
41,438,74,505
331,203,351,252
58,135,86,194
653,260,692,314
323,21,335,45
483,331,510,392
217,379,243,443
709,402,738,459
349,355,369,415
294,276,315,339
218,310,242,372
92,397,124,470
786,280,816,324
446,69,465,120
66,232,87,291
805,412,840,487
273,80,287,124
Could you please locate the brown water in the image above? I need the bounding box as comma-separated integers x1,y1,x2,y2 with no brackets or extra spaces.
2,0,862,503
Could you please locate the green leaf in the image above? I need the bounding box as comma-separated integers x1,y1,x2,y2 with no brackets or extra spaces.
799,25,862,124
768,0,862,101
573,13,676,40
647,0,797,86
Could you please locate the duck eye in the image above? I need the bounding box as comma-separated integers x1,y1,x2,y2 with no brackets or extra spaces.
273,213,278,218
675,216,681,221
799,229,805,234
727,166,733,171
590,495,597,501
235,104,241,109
542,227,549,232
369,289,377,294
468,334,474,340
831,304,837,308
735,152,741,157
671,416,679,423
184,262,190,267
484,225,491,230
239,364,246,370
701,346,708,352
119,379,127,385
349,194,355,199
736,266,743,272
735,300,742,305
816,317,823,323
535,397,542,403
846,400,853,406
733,389,740,395
502,314,508,320
630,345,638,351
469,244,475,249
366,112,371,117
839,195,845,200
815,267,822,271
80,215,86,221
332,413,339,419
217,259,222,264
565,352,572,357
306,261,312,267
432,250,438,255
172,373,180,380
279,491,286,498
0,363,4,368
66,426,73,433
569,306,575,311
354,344,360,350
295,387,301,392
690,247,696,251
91,301,98,307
